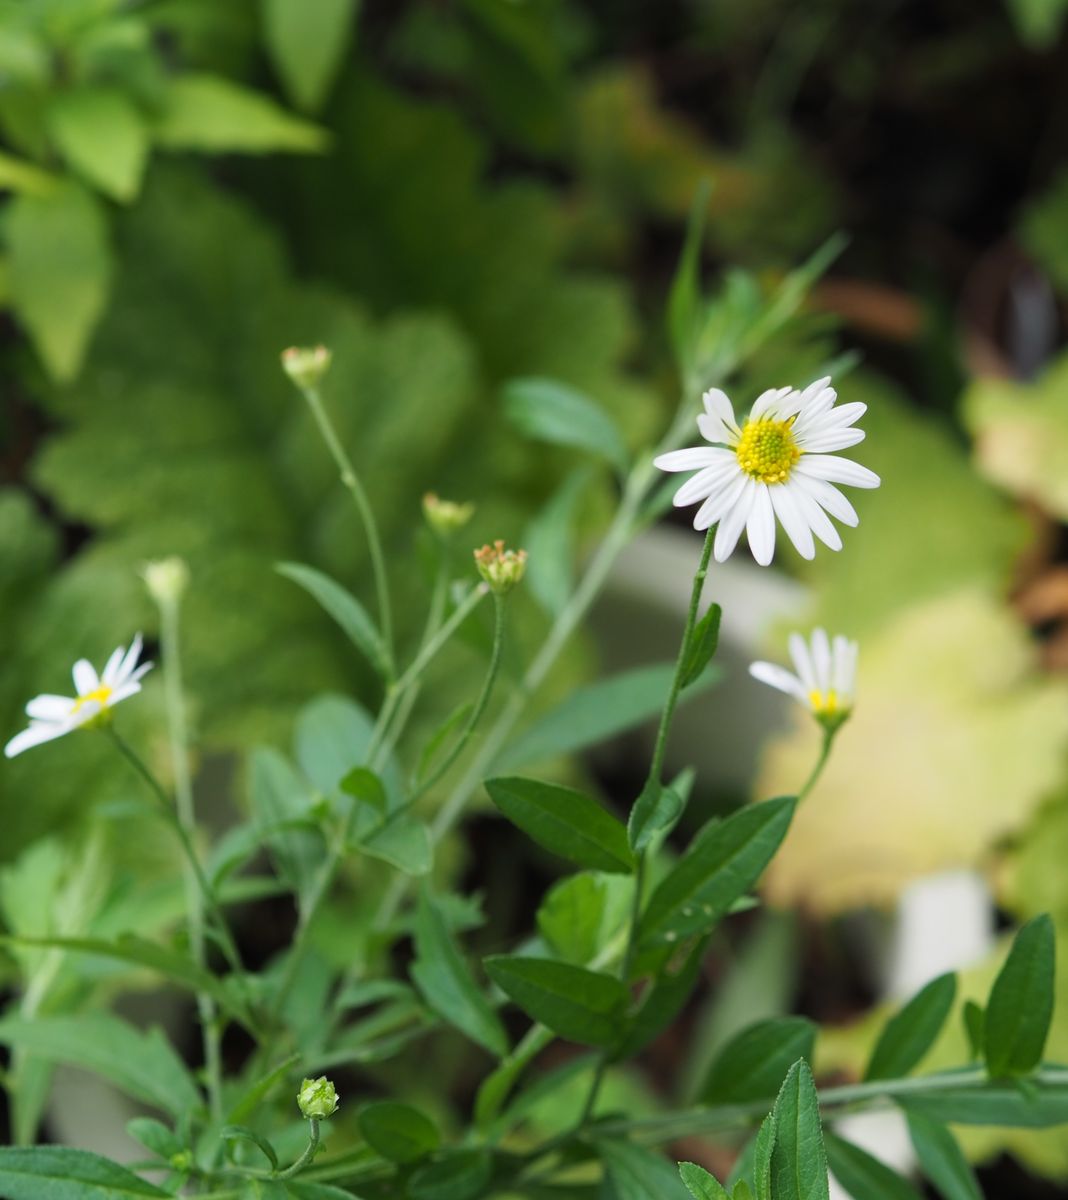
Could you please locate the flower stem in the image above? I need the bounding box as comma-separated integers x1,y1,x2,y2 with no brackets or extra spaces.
275,1119,320,1179
799,723,838,803
156,587,224,1124
300,384,394,675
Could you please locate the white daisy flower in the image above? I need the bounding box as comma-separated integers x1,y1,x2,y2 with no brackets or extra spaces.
653,377,880,565
749,628,858,723
4,635,153,759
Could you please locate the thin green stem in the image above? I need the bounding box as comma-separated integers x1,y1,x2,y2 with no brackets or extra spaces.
798,723,838,803
275,1120,320,1180
301,384,394,673
157,589,223,1124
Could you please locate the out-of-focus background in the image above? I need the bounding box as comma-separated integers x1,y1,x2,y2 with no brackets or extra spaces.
4,0,1068,1191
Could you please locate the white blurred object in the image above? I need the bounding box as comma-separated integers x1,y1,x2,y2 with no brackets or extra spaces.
829,1109,916,1199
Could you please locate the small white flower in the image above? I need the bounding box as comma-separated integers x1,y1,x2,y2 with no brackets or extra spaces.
4,635,153,759
749,628,858,722
653,378,880,565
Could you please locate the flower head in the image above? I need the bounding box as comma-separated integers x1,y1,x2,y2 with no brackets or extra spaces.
750,628,857,730
4,635,153,758
423,492,475,536
142,557,190,607
653,378,880,565
297,1076,339,1120
474,540,527,594
281,345,332,390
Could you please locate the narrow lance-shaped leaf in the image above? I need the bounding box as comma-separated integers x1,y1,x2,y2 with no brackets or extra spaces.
0,1147,171,1199
864,972,957,1081
614,934,709,1058
277,561,388,678
753,1111,777,1200
700,1017,817,1105
484,955,628,1048
680,603,722,690
903,1108,982,1200
824,1133,924,1200
640,796,796,947
502,376,629,473
769,1059,829,1200
900,1081,1068,1127
983,913,1055,1078
410,887,509,1058
485,776,634,874
680,1162,731,1200
628,781,685,855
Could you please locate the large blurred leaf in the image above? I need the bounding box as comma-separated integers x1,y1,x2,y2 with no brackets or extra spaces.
47,87,149,202
262,0,359,113
0,1147,169,1199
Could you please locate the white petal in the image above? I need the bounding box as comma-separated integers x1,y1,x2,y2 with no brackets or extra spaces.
697,412,738,445
101,646,126,687
713,478,757,561
702,388,740,435
72,659,98,695
693,470,747,531
673,457,737,507
5,722,69,758
789,383,837,429
796,455,880,489
749,661,807,702
25,694,76,721
654,446,724,473
116,634,144,684
832,636,856,697
748,386,793,421
770,484,815,560
107,681,143,707
790,482,843,550
811,628,832,692
796,427,866,454
70,699,103,727
746,483,776,566
789,632,817,692
792,473,858,526
807,400,867,430
129,661,153,684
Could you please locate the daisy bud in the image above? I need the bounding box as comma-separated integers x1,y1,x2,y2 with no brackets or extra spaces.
474,540,527,594
141,557,190,607
423,492,475,536
297,1076,339,1120
281,345,332,390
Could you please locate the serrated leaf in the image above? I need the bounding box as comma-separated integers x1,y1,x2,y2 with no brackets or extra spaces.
0,1147,170,1198
47,87,149,203
277,561,388,678
0,1014,199,1117
597,1139,692,1200
640,797,796,947
864,972,957,1081
502,376,629,472
628,781,685,855
410,886,508,1058
155,74,328,153
680,603,722,690
7,179,111,381
902,1109,982,1200
700,1017,817,1105
680,1161,731,1200
262,0,360,113
984,914,1055,1078
769,1060,829,1200
824,1134,922,1200
484,955,628,1047
499,662,719,771
753,1111,776,1200
486,776,634,874
357,1100,440,1163
408,1150,492,1200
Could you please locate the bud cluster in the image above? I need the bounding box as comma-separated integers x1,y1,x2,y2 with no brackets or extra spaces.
281,345,332,390
423,492,475,536
473,540,527,594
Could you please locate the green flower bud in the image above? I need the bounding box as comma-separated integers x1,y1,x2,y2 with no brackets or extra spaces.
297,1075,339,1120
281,345,332,390
423,492,475,536
141,557,190,607
473,540,527,594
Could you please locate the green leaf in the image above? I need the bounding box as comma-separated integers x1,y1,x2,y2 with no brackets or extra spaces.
485,776,634,874
357,810,431,874
700,1017,817,1105
983,914,1055,1078
1005,0,1068,48
0,149,59,195
522,467,592,616
357,1100,440,1163
340,765,387,815
902,1109,982,1200
962,1001,984,1060
294,694,389,800
668,178,712,377
753,1111,776,1200
640,797,797,947
484,955,628,1047
262,0,360,112
824,1134,922,1200
899,1080,1068,1127
408,1150,492,1200
282,1184,360,1200
0,1147,170,1198
249,746,320,899
410,886,509,1058
680,1161,731,1200
680,603,722,690
222,1125,279,1170
416,700,474,783
0,1014,199,1117
7,179,111,381
536,871,632,965
226,1054,301,1125
126,1117,182,1160
598,1140,692,1200
47,87,149,203
864,972,957,1081
614,935,709,1059
769,1060,829,1200
628,781,685,855
154,75,328,153
277,562,388,678
502,376,629,472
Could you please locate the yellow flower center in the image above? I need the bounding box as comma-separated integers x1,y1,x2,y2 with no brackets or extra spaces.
735,418,800,484
73,684,113,714
808,689,839,715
